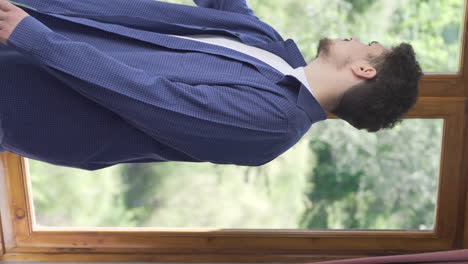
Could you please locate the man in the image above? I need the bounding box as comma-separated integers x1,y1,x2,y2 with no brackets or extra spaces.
0,0,422,170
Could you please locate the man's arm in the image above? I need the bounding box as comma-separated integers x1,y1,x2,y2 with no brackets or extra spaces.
193,0,259,19
5,15,287,165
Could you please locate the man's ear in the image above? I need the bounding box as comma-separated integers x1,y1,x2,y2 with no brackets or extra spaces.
350,61,377,80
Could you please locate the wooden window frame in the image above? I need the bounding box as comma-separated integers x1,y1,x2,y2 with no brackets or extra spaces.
2,1,468,263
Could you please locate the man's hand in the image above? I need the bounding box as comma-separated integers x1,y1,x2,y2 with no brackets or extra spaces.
0,0,30,46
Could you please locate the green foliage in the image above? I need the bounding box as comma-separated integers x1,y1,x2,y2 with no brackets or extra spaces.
304,119,442,229
306,140,363,201
29,161,138,227
299,140,363,229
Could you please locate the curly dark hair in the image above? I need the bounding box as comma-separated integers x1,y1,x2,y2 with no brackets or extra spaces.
330,43,423,132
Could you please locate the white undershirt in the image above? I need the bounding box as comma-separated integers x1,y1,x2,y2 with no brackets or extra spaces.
168,34,313,96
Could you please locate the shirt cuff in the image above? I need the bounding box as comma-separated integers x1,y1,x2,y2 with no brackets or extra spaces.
7,15,54,57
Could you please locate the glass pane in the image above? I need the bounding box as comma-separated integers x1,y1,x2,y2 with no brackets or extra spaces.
30,119,443,230
163,0,465,73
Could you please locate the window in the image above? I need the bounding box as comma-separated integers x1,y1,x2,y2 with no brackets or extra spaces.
30,118,444,231
1,0,468,262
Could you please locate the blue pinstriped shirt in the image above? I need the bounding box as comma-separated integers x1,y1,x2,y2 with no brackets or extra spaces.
0,0,326,170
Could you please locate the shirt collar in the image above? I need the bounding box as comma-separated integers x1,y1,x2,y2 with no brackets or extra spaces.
297,82,327,122
276,74,327,123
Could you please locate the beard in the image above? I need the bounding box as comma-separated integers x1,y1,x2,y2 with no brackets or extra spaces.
315,37,352,70
315,37,332,59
